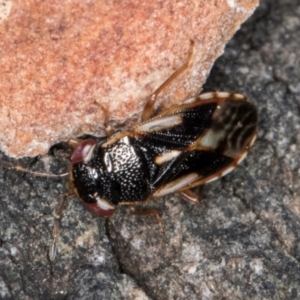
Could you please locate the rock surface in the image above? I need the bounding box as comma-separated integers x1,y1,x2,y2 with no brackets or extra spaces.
1,0,300,299
0,0,258,157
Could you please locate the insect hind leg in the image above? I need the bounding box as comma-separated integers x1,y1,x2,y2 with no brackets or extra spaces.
129,205,163,232
141,40,195,122
177,185,204,204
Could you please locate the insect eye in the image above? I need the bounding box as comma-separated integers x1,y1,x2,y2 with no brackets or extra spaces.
83,197,116,217
71,139,96,164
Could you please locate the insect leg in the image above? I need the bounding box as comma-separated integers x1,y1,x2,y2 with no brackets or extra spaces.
90,101,115,136
141,40,194,121
129,205,163,232
178,185,204,204
98,103,115,136
68,138,85,149
49,224,59,262
49,195,68,261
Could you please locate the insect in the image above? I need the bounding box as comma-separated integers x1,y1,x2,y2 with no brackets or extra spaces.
70,92,257,220
1,41,258,260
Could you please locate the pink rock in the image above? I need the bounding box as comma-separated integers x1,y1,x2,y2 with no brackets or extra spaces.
0,0,258,157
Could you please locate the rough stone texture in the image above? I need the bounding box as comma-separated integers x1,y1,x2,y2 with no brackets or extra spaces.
1,0,300,299
0,0,258,157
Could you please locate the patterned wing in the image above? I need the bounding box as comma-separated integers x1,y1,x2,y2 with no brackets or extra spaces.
133,93,258,197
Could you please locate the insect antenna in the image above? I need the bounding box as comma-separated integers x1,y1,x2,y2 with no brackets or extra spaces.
0,159,69,177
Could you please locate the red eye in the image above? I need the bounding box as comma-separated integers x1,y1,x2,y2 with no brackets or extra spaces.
71,139,96,164
83,199,116,217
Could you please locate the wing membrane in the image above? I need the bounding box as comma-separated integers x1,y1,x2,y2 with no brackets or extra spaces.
134,96,257,196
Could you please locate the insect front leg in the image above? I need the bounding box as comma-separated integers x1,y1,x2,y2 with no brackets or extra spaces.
91,101,116,137
141,40,195,121
68,138,86,149
49,194,69,261
99,104,115,137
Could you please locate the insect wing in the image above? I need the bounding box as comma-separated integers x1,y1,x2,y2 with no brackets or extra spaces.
134,94,257,197
135,101,217,148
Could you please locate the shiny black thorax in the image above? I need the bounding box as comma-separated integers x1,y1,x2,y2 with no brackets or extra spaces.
72,136,151,206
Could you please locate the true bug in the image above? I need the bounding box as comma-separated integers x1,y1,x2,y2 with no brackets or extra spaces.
70,92,257,220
